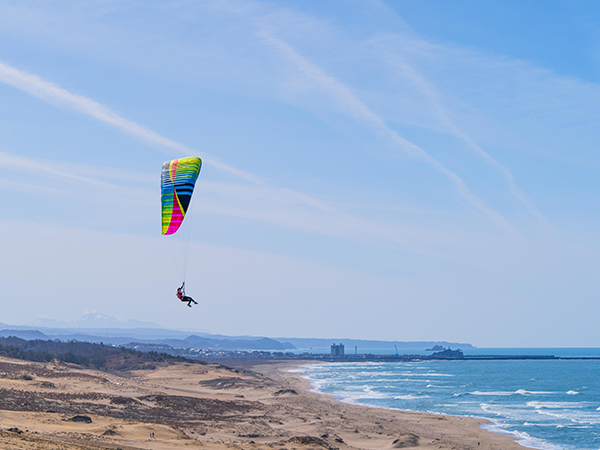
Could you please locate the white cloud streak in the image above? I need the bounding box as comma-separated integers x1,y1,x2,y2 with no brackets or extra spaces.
382,50,551,231
0,151,155,208
0,60,262,184
0,150,112,188
199,180,458,255
259,33,514,232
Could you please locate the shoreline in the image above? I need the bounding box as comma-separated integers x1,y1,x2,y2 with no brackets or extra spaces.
246,359,530,450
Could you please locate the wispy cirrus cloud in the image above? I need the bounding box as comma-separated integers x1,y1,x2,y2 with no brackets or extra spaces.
0,60,262,184
258,32,514,231
0,150,113,187
376,45,551,231
0,149,155,184
0,150,154,207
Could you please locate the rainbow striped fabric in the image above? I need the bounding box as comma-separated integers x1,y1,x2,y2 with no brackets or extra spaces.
161,156,202,235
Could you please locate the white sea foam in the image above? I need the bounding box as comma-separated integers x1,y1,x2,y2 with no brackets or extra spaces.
515,389,555,395
566,390,579,395
530,407,600,426
394,394,431,400
482,421,561,450
332,393,399,408
527,401,585,409
462,390,555,396
331,387,391,401
356,371,397,377
479,403,533,422
479,403,570,428
398,372,454,377
471,391,515,396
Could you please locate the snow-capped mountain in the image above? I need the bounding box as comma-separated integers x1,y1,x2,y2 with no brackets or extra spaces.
32,312,163,329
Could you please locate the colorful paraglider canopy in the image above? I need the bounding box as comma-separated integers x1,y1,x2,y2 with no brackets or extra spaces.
161,156,202,235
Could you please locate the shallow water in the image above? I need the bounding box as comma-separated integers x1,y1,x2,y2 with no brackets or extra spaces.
294,356,600,450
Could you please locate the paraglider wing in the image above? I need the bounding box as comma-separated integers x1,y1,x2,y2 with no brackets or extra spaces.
161,156,202,235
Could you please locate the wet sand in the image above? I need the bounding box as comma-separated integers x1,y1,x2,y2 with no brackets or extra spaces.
0,355,524,449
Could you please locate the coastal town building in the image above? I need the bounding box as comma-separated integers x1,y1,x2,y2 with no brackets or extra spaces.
331,343,345,357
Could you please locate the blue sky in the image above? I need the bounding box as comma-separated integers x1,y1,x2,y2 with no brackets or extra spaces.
1,0,600,346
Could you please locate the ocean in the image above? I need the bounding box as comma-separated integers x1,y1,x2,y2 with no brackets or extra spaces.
292,350,600,450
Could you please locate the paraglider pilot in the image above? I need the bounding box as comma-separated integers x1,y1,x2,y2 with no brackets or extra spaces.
177,282,198,307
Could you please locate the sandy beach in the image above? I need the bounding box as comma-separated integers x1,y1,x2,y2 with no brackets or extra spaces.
0,355,524,449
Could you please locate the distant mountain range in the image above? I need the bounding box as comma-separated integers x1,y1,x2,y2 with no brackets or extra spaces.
0,313,474,352
32,312,164,329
